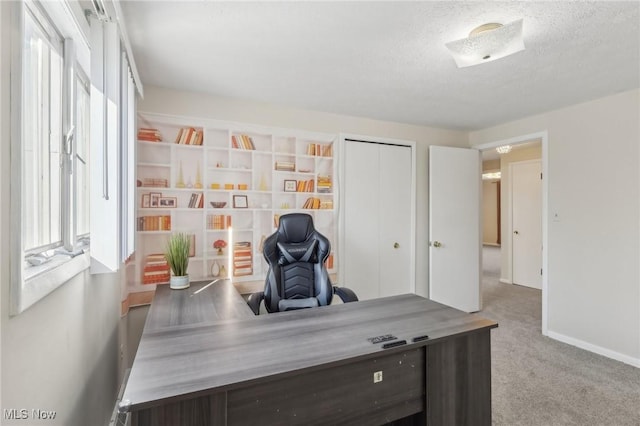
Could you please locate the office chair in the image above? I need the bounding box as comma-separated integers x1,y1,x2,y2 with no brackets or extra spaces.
247,213,358,314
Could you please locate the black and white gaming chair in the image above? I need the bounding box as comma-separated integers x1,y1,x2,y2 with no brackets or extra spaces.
247,213,358,314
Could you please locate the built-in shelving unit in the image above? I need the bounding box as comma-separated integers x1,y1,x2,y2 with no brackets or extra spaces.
131,112,337,291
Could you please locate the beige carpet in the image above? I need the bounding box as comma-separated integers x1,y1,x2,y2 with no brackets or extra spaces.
480,246,640,426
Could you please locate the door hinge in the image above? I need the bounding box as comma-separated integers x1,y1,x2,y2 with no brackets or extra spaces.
540,173,543,180
540,268,543,275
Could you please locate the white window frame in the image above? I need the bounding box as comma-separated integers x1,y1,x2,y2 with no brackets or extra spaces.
10,1,91,315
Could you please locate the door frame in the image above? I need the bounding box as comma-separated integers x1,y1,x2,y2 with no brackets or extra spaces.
337,133,417,295
509,159,542,289
474,131,549,335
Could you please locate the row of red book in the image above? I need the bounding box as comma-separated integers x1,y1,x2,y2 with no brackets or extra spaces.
175,127,204,145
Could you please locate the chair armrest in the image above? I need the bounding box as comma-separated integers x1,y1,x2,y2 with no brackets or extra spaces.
333,286,358,303
247,291,264,315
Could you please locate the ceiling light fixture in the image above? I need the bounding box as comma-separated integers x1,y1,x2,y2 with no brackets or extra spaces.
445,19,525,68
496,145,512,154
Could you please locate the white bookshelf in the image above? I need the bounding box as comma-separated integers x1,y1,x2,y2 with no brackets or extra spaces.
132,112,337,289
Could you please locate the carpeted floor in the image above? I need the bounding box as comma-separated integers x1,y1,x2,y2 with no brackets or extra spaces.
480,246,640,426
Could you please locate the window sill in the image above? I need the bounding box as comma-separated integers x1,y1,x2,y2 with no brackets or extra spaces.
15,251,91,315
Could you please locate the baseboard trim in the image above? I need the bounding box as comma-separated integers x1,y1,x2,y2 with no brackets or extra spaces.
547,330,640,368
499,278,512,284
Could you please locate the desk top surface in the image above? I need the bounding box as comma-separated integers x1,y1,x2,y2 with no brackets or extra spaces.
122,280,497,411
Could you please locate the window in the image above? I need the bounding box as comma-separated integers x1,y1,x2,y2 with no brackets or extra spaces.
22,6,64,254
10,0,141,314
10,1,91,314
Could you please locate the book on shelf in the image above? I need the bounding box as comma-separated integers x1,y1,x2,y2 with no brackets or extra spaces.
317,175,332,193
301,197,330,210
233,241,253,277
231,134,256,150
189,234,196,257
207,214,232,230
306,142,333,157
295,179,314,192
137,127,163,142
175,127,203,145
325,253,334,269
141,178,168,188
142,253,170,284
188,192,204,208
137,215,171,231
274,161,295,172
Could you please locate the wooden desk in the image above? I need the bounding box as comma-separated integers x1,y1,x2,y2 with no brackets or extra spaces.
121,280,497,425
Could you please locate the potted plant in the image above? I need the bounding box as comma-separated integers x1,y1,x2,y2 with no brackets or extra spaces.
165,232,191,289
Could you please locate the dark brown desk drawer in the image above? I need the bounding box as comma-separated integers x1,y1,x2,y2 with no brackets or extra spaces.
228,347,425,425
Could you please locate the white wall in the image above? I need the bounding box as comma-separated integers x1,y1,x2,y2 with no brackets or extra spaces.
138,85,469,297
1,2,121,424
470,89,640,366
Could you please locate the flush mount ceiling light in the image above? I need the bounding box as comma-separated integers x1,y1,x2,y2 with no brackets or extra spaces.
496,145,512,154
445,19,525,68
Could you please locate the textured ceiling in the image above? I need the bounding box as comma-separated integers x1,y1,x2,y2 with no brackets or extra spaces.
121,1,640,131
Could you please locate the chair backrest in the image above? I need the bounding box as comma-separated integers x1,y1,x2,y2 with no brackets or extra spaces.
262,213,333,312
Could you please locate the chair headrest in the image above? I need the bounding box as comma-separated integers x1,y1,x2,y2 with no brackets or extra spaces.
277,213,315,243
277,240,318,265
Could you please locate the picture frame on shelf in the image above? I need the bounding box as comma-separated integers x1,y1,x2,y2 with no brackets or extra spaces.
150,192,162,207
283,180,297,192
141,194,150,208
159,197,177,208
233,195,248,209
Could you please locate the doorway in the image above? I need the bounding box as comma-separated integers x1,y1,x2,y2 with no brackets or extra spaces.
477,133,548,334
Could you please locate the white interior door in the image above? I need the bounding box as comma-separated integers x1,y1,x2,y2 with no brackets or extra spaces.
511,160,542,289
343,139,413,300
429,146,481,313
378,144,412,297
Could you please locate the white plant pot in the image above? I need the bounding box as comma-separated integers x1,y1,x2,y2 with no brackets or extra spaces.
170,275,190,290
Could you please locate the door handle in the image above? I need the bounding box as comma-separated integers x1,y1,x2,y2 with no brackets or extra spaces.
432,241,442,248
393,242,399,249
514,231,519,235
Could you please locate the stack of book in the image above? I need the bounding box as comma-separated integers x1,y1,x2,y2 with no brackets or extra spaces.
233,242,253,277
316,175,332,193
142,254,170,284
137,128,162,142
231,134,256,150
137,215,171,231
141,178,168,188
319,200,334,209
275,161,295,172
175,127,203,145
188,192,204,208
207,214,232,230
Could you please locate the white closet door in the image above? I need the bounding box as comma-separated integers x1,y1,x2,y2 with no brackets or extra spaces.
378,144,412,297
343,140,413,300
